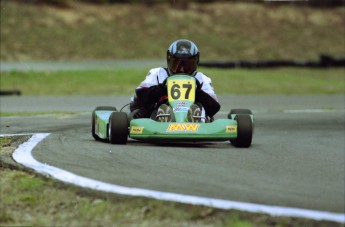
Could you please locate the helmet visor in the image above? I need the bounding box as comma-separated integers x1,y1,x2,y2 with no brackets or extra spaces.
168,57,198,74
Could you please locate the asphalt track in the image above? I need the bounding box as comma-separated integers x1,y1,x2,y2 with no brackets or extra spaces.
1,95,344,215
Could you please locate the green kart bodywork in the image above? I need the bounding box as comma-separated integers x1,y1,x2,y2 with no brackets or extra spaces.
129,119,237,142
92,74,254,147
93,110,113,140
93,114,237,142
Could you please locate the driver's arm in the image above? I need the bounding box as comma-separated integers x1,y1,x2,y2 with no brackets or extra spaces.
135,68,167,106
195,75,220,117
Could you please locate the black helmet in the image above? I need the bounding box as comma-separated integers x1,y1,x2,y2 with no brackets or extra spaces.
167,39,200,75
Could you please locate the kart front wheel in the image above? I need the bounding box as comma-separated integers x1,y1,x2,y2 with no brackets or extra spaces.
92,106,117,141
230,114,253,148
109,112,129,144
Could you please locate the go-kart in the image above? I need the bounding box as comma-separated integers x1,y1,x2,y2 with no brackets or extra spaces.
91,74,254,147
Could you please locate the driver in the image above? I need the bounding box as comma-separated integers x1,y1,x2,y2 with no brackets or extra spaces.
131,39,220,122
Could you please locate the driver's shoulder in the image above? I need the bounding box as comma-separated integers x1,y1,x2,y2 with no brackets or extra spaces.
148,67,168,76
195,71,211,83
147,67,168,84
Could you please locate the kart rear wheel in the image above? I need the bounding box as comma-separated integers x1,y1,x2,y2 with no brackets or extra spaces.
230,114,253,148
109,112,129,144
228,109,253,119
92,106,117,141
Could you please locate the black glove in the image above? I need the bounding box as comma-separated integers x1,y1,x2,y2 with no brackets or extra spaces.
150,83,167,101
136,84,167,106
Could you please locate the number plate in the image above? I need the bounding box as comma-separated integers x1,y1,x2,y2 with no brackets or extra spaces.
167,77,196,103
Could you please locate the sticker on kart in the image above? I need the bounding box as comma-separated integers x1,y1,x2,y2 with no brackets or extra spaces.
225,125,237,133
173,107,189,113
130,126,144,134
167,123,200,132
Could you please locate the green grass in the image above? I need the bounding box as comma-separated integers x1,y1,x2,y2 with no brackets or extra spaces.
208,68,345,95
1,68,344,95
0,137,11,146
0,162,336,227
0,167,275,226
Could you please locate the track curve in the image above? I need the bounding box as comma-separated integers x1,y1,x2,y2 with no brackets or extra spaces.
1,95,344,214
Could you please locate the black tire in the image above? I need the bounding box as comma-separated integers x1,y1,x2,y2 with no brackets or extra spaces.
92,106,117,141
109,112,129,144
230,115,253,148
228,109,253,119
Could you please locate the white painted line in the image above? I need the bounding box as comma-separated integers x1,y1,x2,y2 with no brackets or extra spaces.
283,109,344,113
7,133,345,223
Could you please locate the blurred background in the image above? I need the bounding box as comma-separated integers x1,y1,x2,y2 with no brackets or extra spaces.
1,0,344,63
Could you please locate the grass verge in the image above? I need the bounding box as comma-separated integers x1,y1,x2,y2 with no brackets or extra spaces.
1,1,344,61
0,136,341,226
1,68,344,96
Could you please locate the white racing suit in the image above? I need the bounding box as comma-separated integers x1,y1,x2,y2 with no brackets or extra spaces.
133,67,220,120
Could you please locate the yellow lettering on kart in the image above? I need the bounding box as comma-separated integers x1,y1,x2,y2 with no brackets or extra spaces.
130,126,144,134
167,78,195,103
225,125,237,133
167,123,199,132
